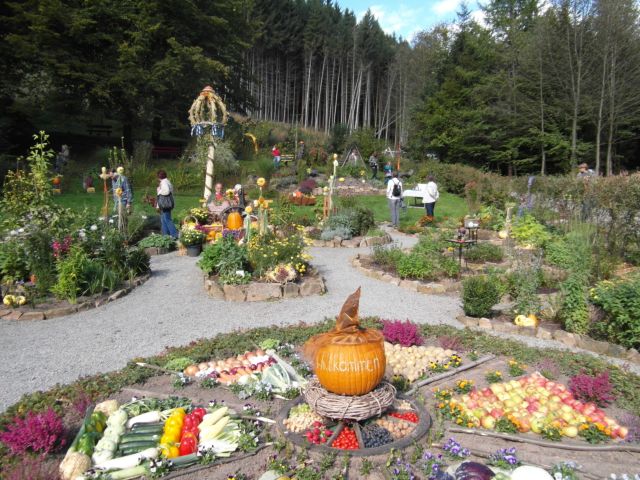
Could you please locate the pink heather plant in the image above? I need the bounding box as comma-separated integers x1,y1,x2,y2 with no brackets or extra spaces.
568,371,615,407
438,335,465,352
2,454,61,480
381,319,424,347
0,408,66,455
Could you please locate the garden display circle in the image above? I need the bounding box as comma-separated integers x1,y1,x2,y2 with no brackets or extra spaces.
276,394,431,456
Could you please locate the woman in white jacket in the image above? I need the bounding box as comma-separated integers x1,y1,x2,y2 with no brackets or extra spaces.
421,175,439,218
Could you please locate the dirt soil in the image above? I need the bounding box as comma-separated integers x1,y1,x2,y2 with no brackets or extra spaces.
103,348,640,479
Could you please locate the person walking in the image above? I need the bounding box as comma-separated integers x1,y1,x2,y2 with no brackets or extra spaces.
383,160,393,185
272,146,281,168
421,175,439,218
156,170,179,239
368,152,379,179
386,172,403,228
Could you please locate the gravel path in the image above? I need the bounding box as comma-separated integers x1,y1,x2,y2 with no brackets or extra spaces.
0,230,636,412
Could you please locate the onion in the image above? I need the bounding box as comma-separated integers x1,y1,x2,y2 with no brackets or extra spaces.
184,365,199,377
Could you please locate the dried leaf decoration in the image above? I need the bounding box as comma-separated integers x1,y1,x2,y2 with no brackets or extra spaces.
335,286,362,332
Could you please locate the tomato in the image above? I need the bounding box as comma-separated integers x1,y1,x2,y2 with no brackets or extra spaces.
178,436,197,456
331,427,358,450
191,407,207,420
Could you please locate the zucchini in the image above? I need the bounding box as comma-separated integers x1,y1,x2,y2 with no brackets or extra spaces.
131,421,165,431
120,433,161,444
117,441,158,455
171,453,199,468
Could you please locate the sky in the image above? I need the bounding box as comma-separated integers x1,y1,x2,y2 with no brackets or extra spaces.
338,0,484,43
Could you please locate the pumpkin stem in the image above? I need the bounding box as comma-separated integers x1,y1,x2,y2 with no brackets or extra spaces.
336,287,361,331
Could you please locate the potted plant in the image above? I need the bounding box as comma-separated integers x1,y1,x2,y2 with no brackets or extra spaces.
180,228,206,256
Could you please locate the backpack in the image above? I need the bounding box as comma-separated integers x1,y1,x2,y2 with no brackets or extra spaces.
392,180,401,198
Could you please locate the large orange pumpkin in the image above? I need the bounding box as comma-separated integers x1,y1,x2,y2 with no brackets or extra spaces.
226,211,243,230
304,288,385,396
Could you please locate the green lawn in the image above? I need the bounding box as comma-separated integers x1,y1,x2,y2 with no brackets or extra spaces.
286,193,468,228
50,190,467,228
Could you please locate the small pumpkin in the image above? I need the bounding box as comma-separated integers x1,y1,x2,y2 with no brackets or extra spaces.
303,288,385,396
52,176,62,186
514,314,539,328
498,229,508,239
226,211,243,230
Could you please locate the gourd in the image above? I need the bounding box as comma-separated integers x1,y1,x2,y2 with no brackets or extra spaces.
226,211,243,230
304,288,385,396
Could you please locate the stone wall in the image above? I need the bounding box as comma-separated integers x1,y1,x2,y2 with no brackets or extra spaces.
457,314,640,365
204,273,326,302
311,233,392,249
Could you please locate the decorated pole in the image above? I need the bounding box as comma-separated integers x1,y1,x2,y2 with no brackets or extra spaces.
188,85,228,201
99,167,110,220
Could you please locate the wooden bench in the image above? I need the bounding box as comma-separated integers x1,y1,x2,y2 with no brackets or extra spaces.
152,146,181,158
87,124,112,136
281,154,294,166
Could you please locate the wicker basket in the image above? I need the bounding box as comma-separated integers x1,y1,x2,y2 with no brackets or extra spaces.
304,378,396,421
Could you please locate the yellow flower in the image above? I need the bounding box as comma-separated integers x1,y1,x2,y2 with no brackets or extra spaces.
245,206,253,214
338,177,345,182
257,177,266,187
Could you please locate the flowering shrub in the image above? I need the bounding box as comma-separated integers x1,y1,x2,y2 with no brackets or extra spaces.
248,232,309,277
0,408,66,454
568,371,614,407
179,227,206,246
298,178,317,194
381,319,424,346
438,335,464,352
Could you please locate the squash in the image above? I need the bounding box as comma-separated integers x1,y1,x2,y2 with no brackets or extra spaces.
498,230,508,239
304,288,385,396
226,211,243,230
514,314,539,328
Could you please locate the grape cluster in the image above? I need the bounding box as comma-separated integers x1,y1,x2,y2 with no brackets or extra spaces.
361,423,394,448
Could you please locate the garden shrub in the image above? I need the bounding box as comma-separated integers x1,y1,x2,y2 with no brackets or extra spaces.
371,243,403,268
510,270,541,316
51,246,91,303
0,239,29,283
320,227,352,241
462,275,501,317
198,236,249,278
125,248,151,277
544,238,573,269
247,232,307,277
439,256,461,278
589,276,640,349
137,234,175,250
396,253,434,280
0,408,66,454
560,272,590,334
299,178,317,194
464,243,504,263
511,215,551,248
478,205,505,231
322,206,374,238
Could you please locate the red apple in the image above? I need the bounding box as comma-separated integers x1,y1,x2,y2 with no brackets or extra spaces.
481,416,496,429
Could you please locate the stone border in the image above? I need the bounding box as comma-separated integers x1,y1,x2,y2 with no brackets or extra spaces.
457,314,640,365
0,274,151,321
204,272,326,302
143,247,173,256
311,233,393,249
351,254,461,295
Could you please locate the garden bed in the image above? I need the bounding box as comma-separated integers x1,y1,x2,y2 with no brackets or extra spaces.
353,254,462,294
1,320,639,479
0,273,150,321
203,269,326,302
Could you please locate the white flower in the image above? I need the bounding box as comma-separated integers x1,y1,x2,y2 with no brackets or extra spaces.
141,215,147,220
18,228,24,233
9,230,17,236
90,225,98,231
79,231,86,238
101,235,105,240
98,217,105,221
109,218,114,224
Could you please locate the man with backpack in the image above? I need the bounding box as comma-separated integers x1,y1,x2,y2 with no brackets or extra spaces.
386,171,403,228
